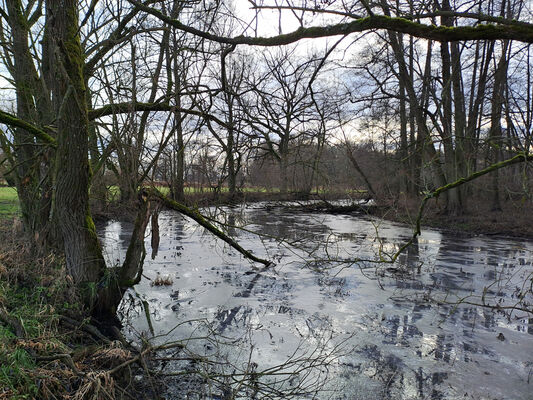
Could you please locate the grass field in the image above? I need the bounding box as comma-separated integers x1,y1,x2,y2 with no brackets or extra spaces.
0,187,19,218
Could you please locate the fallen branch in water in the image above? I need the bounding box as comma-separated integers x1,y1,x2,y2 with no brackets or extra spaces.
145,187,272,267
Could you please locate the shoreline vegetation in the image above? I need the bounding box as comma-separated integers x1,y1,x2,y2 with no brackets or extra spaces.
0,185,531,398
89,186,533,240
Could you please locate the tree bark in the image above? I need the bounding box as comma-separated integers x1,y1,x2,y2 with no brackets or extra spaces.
488,40,510,211
46,0,107,296
6,0,52,234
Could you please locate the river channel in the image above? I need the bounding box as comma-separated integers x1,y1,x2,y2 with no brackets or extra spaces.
99,202,533,399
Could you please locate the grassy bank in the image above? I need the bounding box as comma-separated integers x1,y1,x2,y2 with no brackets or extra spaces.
0,225,127,399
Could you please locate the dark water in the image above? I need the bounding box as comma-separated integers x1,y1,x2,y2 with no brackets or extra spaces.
100,202,533,399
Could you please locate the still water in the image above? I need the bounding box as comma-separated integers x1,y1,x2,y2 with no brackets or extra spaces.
100,202,533,399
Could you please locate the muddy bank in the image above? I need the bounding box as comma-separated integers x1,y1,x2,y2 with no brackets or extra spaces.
281,195,533,240
201,191,533,241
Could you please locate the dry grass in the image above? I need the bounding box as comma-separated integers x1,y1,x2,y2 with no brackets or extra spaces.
73,371,116,400
0,221,148,400
90,341,133,368
151,273,173,286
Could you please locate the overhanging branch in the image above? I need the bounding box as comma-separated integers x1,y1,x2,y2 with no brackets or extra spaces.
389,152,533,263
129,0,533,44
88,101,230,129
146,188,272,267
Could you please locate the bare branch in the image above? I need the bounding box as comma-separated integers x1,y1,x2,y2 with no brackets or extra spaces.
129,0,533,44
146,187,272,267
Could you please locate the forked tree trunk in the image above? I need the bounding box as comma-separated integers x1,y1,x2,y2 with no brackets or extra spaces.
6,0,52,234
46,0,153,320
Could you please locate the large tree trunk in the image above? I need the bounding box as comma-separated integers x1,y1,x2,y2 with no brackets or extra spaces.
46,0,152,319
3,0,169,326
47,0,107,294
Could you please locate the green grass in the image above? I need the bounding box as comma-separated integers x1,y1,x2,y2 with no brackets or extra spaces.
0,276,70,399
106,185,279,198
0,284,47,399
0,187,19,218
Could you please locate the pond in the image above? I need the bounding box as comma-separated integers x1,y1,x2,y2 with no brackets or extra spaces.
100,202,533,399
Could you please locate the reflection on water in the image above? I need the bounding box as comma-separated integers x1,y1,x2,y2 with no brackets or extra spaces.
99,202,533,399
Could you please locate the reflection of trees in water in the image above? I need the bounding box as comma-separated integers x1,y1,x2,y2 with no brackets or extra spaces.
214,305,252,333
101,208,533,399
213,262,276,334
250,210,330,243
398,235,420,267
346,344,447,400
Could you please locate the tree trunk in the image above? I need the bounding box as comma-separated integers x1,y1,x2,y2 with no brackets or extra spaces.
398,73,411,195
488,40,510,211
385,29,447,201
6,0,51,234
47,0,106,298
438,4,463,216
171,110,186,202
280,152,289,195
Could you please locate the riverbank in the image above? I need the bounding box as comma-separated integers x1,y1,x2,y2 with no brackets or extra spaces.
372,196,533,240
0,221,160,399
90,188,363,222
2,183,532,240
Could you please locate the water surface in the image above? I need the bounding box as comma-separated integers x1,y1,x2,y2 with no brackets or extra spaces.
100,202,533,399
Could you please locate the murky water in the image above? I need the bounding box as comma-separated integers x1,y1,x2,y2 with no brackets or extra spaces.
100,202,533,399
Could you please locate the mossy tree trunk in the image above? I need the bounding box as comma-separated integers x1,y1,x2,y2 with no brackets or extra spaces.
44,0,152,318
46,0,106,290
